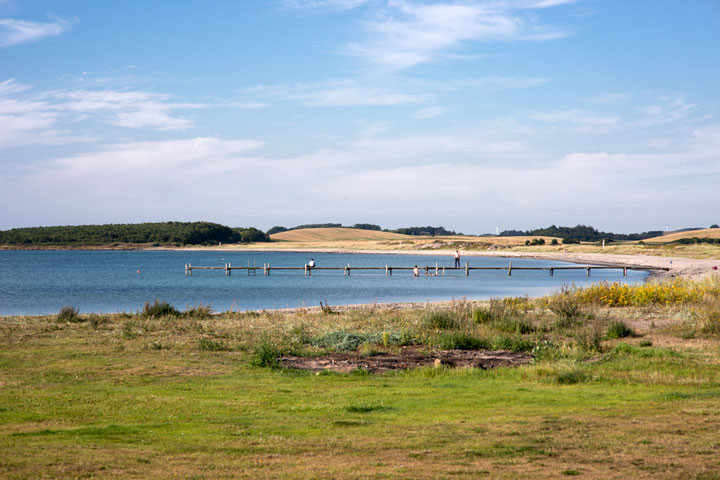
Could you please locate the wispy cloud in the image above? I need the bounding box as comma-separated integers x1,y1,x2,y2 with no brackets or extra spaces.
0,17,72,47
344,0,575,70
637,96,696,127
530,109,619,127
414,106,446,118
0,79,203,148
49,89,201,130
282,0,375,10
243,80,429,106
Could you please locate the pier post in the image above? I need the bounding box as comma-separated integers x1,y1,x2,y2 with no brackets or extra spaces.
188,263,192,276
228,263,231,276
385,264,389,276
185,264,188,276
304,264,308,276
508,261,512,276
442,267,445,276
623,267,627,277
389,267,392,276
586,266,591,276
549,267,554,277
465,261,469,276
435,262,438,276
424,266,429,276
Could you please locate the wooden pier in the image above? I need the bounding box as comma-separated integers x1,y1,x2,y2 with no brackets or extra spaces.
184,261,668,277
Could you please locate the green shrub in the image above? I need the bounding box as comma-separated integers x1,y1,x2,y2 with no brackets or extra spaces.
198,337,229,351
491,334,534,352
251,338,281,368
606,321,634,339
436,332,489,350
472,307,492,324
57,306,81,323
142,300,180,318
425,311,457,330
313,331,378,351
551,239,559,246
493,317,534,335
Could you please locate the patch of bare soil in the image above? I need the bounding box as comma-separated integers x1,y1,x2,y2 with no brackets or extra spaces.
281,349,533,373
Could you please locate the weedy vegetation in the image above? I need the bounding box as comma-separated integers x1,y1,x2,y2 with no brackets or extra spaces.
1,277,720,478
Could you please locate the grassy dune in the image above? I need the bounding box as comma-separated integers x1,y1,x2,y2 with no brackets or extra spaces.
645,228,720,243
271,227,410,242
1,279,720,479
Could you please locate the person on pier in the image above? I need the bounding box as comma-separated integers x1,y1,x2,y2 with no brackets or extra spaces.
454,250,461,268
307,258,315,276
413,265,419,277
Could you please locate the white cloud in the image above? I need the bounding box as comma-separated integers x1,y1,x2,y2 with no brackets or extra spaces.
345,0,575,70
414,106,446,118
3,126,718,231
0,80,202,147
0,17,72,47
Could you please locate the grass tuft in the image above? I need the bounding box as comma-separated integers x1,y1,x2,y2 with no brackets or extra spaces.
57,306,81,323
142,300,180,318
606,321,634,339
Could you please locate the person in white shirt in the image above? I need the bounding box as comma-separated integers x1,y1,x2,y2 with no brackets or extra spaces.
307,258,315,276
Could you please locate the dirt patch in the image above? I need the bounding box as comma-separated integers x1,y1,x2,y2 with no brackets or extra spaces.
281,349,533,373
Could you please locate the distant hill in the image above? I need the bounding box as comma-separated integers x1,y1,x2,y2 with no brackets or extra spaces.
0,222,269,246
643,228,720,243
270,227,410,242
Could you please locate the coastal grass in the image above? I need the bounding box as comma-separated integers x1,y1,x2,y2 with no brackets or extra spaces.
2,281,720,478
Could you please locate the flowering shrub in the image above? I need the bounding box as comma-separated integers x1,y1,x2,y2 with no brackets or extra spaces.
573,279,718,307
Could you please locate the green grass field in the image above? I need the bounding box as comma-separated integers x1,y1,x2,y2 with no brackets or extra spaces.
1,281,720,479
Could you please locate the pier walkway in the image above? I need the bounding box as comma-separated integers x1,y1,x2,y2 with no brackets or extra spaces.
184,262,668,277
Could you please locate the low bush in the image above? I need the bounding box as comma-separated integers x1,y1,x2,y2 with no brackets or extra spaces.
313,331,378,351
606,321,634,339
142,300,180,318
425,311,457,330
251,338,281,368
436,332,489,350
57,306,81,323
185,304,212,319
491,334,534,352
548,288,583,323
88,314,109,328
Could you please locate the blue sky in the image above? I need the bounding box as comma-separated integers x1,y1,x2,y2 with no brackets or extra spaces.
1,0,718,234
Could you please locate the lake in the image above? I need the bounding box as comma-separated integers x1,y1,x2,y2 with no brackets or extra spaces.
0,250,647,315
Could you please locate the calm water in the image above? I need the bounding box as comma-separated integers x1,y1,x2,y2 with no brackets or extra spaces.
0,250,647,315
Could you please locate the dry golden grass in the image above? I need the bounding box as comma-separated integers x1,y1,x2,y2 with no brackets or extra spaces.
644,228,720,243
271,228,410,242
266,228,560,250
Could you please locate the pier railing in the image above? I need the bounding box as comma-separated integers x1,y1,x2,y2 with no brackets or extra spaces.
185,261,668,277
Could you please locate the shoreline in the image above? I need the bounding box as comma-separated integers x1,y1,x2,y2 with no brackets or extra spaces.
2,248,717,318
168,246,719,281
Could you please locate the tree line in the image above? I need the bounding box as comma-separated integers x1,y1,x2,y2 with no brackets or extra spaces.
266,223,459,236
499,224,666,242
0,222,270,246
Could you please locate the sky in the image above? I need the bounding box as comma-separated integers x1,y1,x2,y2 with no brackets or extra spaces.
1,0,719,234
